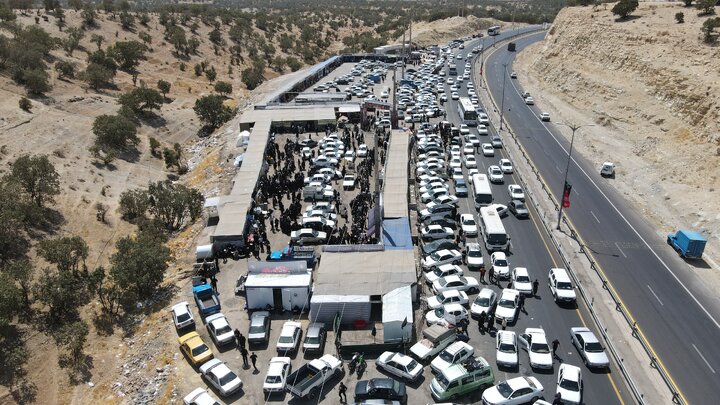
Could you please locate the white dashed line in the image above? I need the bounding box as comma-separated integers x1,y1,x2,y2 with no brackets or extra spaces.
590,211,600,224
692,344,716,374
614,242,627,258
647,285,663,306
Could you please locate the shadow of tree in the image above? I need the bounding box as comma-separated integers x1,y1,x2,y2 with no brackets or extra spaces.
10,378,37,404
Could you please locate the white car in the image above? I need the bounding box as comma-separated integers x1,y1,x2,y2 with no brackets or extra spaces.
375,351,424,381
525,96,535,105
425,303,469,327
507,184,525,201
557,364,583,404
463,154,478,169
183,388,220,405
510,71,518,79
499,159,513,174
460,213,478,236
487,165,504,183
463,144,475,155
290,228,327,244
496,330,519,368
449,156,463,169
540,112,550,121
491,252,510,279
425,264,464,284
482,376,544,405
421,187,450,203
470,288,497,318
427,289,469,310
512,267,533,296
466,243,484,270
433,194,460,207
570,327,610,369
421,225,454,240
357,144,368,157
342,174,356,189
481,143,495,156
312,156,338,168
432,275,480,295
495,289,520,324
420,181,448,194
518,327,553,369
422,249,463,270
431,341,475,374
477,125,489,135
490,203,509,217
467,134,481,146
199,359,243,396
276,321,302,354
171,301,195,330
549,267,577,304
205,313,235,346
451,92,459,100
263,357,291,394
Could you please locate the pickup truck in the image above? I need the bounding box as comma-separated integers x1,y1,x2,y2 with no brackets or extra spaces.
267,246,316,268
193,284,221,316
667,230,707,259
410,324,457,363
303,183,335,201
285,354,342,399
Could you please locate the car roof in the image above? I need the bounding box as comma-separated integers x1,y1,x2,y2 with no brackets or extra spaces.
498,330,516,343
551,268,572,281
268,357,290,374
389,352,414,366
206,313,229,326
307,323,325,334
507,376,532,390
514,267,529,276
492,251,507,259
443,303,465,311
445,340,472,354
250,311,269,323
172,301,190,313
478,288,496,299
560,363,582,379
574,328,599,343
281,321,302,333
501,289,520,299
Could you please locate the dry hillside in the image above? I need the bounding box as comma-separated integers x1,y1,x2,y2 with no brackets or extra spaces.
395,15,508,46
514,2,720,264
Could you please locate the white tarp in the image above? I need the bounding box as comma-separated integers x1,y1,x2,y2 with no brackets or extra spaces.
382,286,413,343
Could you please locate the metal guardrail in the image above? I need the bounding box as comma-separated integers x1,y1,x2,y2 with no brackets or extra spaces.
469,29,685,405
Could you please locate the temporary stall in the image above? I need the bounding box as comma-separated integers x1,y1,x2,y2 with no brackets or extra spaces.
382,286,413,343
382,218,413,250
244,261,311,311
236,130,251,147
310,295,371,325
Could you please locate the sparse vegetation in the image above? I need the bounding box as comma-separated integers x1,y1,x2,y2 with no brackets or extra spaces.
676,12,685,23
702,17,720,42
612,0,639,19
695,0,717,16
18,97,32,111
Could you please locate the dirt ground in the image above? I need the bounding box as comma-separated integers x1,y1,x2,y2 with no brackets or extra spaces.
512,3,720,270
396,15,513,47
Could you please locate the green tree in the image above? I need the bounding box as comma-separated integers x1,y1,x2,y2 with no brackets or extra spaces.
209,27,223,44
612,0,639,19
108,41,146,71
0,271,22,325
167,26,187,55
138,13,150,26
684,0,693,6
109,229,170,300
193,94,233,129
119,11,135,29
9,154,60,207
194,63,203,77
55,61,76,79
214,81,232,96
90,34,104,51
286,56,302,72
696,0,717,15
68,0,83,11
33,267,89,322
20,68,51,95
62,26,85,56
241,61,265,90
118,87,163,115
92,114,139,151
205,66,217,82
0,3,17,22
147,181,203,231
187,36,200,54
676,12,685,23
18,97,32,111
37,236,88,278
157,80,171,100
81,3,96,28
149,137,161,157
53,320,89,370
702,17,720,42
2,259,34,309
81,63,115,90
88,50,118,74
118,188,149,221
138,31,152,47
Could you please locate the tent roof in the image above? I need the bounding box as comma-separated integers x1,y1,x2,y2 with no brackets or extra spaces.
314,250,416,296
382,217,413,250
245,273,311,288
248,260,307,275
382,286,413,324
382,129,410,218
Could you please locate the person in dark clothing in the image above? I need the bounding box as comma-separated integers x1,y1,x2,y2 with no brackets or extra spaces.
552,393,563,405
532,279,539,296
210,276,218,293
478,312,486,333
240,347,249,368
488,267,495,284
519,294,526,313
234,329,246,349
552,339,560,358
486,313,495,332
338,382,348,403
250,352,258,372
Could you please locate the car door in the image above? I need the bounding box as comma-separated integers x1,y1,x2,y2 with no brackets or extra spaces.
511,387,532,403
518,334,530,351
573,334,584,358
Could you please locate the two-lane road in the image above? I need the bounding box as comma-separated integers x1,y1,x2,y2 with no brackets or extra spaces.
482,31,720,404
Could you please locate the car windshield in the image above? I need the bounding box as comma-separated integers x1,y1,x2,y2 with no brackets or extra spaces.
499,298,515,308
216,325,232,335
531,342,550,353
433,268,450,277
560,378,580,391
516,275,530,283
191,344,209,356
494,259,508,267
436,373,451,390
557,281,573,290
406,359,419,370
515,202,526,209
305,336,320,345
219,371,238,386
265,375,281,384
249,324,266,334
463,218,475,225
468,249,482,258
496,382,513,398
475,296,490,306
585,342,604,353
278,334,295,344
499,342,516,353
176,313,190,322
439,350,455,362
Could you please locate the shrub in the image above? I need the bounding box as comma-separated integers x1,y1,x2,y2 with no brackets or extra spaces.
675,12,685,23
612,0,639,19
19,97,32,111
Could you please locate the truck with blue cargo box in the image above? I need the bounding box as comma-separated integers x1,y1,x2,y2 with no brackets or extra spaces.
193,284,221,316
667,230,706,259
267,246,316,269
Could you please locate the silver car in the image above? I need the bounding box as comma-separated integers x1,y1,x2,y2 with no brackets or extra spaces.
302,323,326,353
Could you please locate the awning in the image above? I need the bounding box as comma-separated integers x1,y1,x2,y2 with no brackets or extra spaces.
338,105,361,113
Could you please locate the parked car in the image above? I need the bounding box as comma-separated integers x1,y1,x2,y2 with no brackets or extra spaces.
499,159,513,174
525,96,535,105
199,359,243,396
430,356,494,401
375,352,424,381
290,228,328,244
494,289,520,325
460,213,478,236
343,174,356,190
511,267,533,296
171,301,195,330
570,327,610,369
354,378,406,403
263,357,292,395
466,243,484,270
425,303,470,327
482,376,544,405
179,332,214,366
425,264,464,284
470,288,497,318
302,323,326,354
182,388,220,405
496,330,519,368
427,289,470,310
487,165,504,183
248,311,271,345
432,275,480,295
431,341,475,374
518,327,553,369
490,252,510,279
205,313,235,347
481,143,495,156
557,364,583,405
421,225,454,241
539,112,550,121
276,321,302,354
422,249,463,270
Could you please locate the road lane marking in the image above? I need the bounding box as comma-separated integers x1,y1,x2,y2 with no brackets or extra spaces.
692,343,716,374
590,210,601,223
614,242,627,258
554,165,562,174
647,285,664,306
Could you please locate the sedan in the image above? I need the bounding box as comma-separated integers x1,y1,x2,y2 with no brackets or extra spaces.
375,352,424,381
499,159,513,174
507,184,525,201
557,364,583,404
183,388,219,405
432,275,480,295
431,341,475,374
491,252,510,279
290,228,327,244
179,332,214,366
490,203,509,217
343,174,356,190
487,166,504,183
276,321,302,354
466,243,484,270
425,264,464,284
303,323,326,353
425,303,469,327
496,330,519,368
205,313,235,347
470,288,497,318
525,96,535,105
508,199,529,218
495,289,520,324
540,112,551,121
510,71,518,79
466,134,481,146
482,376,544,405
427,289,469,309
460,213,478,236
263,357,291,395
357,144,368,157
512,267,533,295
421,225,454,241
480,143,495,156
451,92,460,100
421,187,450,203
354,378,406,402
570,327,610,369
518,327,553,369
171,301,195,330
463,144,475,155
463,154,478,169
248,311,271,345
200,359,243,396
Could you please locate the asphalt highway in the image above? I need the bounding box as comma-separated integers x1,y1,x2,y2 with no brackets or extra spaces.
481,31,720,405
417,31,631,404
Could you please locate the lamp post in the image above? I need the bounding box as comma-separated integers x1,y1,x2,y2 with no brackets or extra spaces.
499,63,508,130
555,122,594,230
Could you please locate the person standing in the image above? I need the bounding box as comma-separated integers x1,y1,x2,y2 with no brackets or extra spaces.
250,352,258,372
480,266,486,283
210,276,218,293
486,313,495,332
234,329,246,350
338,382,348,403
519,294,526,314
488,267,495,284
501,317,508,331
478,312,486,333
532,279,539,296
552,339,560,359
240,346,249,368
552,393,563,405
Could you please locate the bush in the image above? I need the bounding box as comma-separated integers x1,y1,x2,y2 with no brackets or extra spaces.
19,97,32,111
157,80,171,99
146,181,204,231
92,114,139,151
696,0,717,15
108,41,146,72
702,17,720,42
612,0,639,19
118,87,164,115
8,154,60,207
118,188,149,221
55,61,76,79
241,61,265,90
193,94,233,128
675,12,685,23
205,66,217,82
214,81,232,96
20,69,51,95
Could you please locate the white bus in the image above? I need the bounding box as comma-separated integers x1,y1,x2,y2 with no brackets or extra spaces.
479,206,509,251
471,173,493,209
488,26,500,36
458,97,478,127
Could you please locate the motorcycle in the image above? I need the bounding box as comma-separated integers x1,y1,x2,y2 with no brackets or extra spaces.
348,352,361,374
356,353,366,378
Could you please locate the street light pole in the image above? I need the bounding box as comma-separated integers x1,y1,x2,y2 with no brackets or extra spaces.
555,123,594,230
499,63,508,130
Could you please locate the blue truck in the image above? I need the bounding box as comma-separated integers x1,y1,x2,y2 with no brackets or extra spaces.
192,284,221,316
667,230,707,259
267,246,316,269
